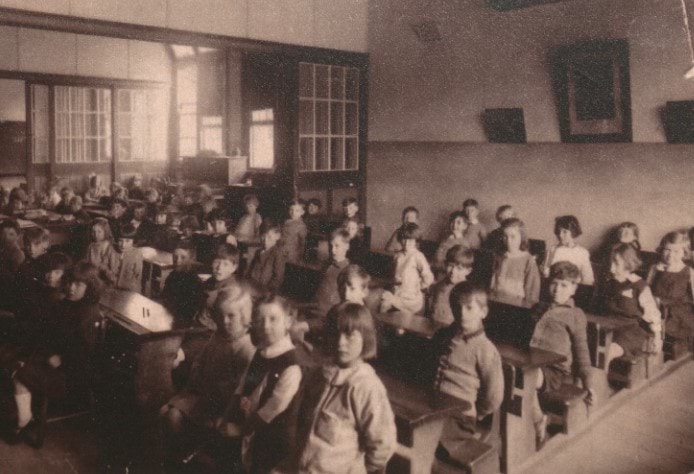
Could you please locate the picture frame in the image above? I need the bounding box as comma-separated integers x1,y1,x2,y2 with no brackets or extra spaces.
553,39,632,143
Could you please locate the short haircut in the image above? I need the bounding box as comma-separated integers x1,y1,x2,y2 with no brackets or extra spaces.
658,231,692,260
325,302,377,360
174,239,197,259
307,198,322,209
617,222,639,240
554,215,582,238
342,197,358,207
91,217,114,242
214,243,240,265
611,243,642,273
402,206,419,219
66,261,103,304
213,283,253,333
331,228,352,244
449,281,488,323
448,210,467,228
180,215,200,231
0,219,20,234
37,251,72,274
549,261,581,283
259,218,281,236
495,205,514,222
337,264,371,299
243,194,259,207
462,198,479,210
398,222,421,243
445,245,474,268
119,224,137,240
24,226,50,247
341,217,362,237
252,293,295,346
501,217,529,251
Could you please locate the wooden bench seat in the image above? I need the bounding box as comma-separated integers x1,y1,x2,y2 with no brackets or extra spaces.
433,438,499,474
540,383,588,436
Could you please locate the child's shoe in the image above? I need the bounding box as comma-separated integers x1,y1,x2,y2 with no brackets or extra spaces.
534,414,548,449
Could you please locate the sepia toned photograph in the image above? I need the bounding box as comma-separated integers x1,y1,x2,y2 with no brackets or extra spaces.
0,1,693,473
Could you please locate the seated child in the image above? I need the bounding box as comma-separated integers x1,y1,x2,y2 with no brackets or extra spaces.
605,243,662,360
304,198,323,234
342,197,361,223
5,196,25,216
21,226,50,268
197,243,240,330
310,229,351,320
462,198,487,250
235,194,263,243
343,217,368,265
150,206,178,252
44,185,62,210
54,187,75,215
646,231,694,357
380,223,434,314
86,217,120,285
530,262,594,444
130,201,156,247
107,198,129,242
385,206,419,254
433,211,470,274
161,241,205,329
428,245,474,325
179,215,200,244
616,222,641,252
144,188,161,220
431,282,504,460
68,196,91,223
542,215,594,285
160,286,256,462
84,174,107,204
115,224,143,292
246,219,286,293
485,204,515,254
219,294,302,473
0,219,25,273
207,207,238,247
282,199,308,263
289,303,396,473
490,218,541,302
128,174,146,201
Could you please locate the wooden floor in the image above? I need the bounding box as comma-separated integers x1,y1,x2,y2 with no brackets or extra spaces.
529,360,694,474
1,361,694,473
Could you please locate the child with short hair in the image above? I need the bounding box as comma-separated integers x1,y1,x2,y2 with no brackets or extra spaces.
462,198,487,250
179,215,200,242
646,231,694,357
246,219,286,293
54,187,75,215
343,217,368,265
282,199,308,263
160,285,256,462
22,227,50,264
380,223,434,314
206,207,238,247
542,215,594,285
311,229,352,319
84,174,107,204
431,282,504,460
491,218,541,302
161,241,205,329
605,243,662,360
0,219,25,273
115,224,143,292
107,197,128,242
86,217,120,285
144,188,161,220
221,294,303,472
429,245,474,325
304,198,323,234
130,201,156,246
128,174,146,201
433,211,470,274
616,222,641,251
291,303,396,473
198,243,241,330
385,206,419,254
530,262,594,444
235,194,263,243
342,197,361,223
68,196,91,223
485,204,516,253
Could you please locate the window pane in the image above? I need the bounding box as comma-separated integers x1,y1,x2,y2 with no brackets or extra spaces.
330,102,343,135
315,65,329,99
85,89,98,111
346,68,359,101
250,123,274,169
345,138,358,170
330,67,344,100
299,100,313,135
315,102,329,135
31,85,49,164
120,138,132,161
100,138,112,162
86,114,98,136
180,114,197,138
180,138,196,156
118,90,131,112
345,103,358,136
299,63,313,98
299,137,313,171
315,138,329,171
330,137,344,170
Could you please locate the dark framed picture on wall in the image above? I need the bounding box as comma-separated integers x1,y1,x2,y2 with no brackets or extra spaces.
553,39,632,143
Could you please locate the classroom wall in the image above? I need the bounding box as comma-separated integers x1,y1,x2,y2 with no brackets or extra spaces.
366,0,694,252
0,0,369,53
366,141,694,254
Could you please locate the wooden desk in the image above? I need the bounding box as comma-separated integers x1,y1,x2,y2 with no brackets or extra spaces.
100,288,174,335
376,311,445,339
142,249,174,297
379,370,471,474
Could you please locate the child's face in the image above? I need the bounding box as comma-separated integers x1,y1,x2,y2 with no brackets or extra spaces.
70,201,82,213
344,221,359,239
246,202,258,214
219,301,248,340
133,207,146,221
118,238,134,251
255,302,291,347
610,254,630,281
465,206,479,221
447,263,471,285
111,204,125,218
662,242,685,268
452,216,467,234
459,296,487,335
146,192,158,203
404,211,418,225
182,226,194,238
212,257,237,281
133,177,142,188
344,203,359,218
45,269,64,289
30,240,49,259
67,281,87,301
336,330,364,368
173,249,193,267
330,237,349,262
1,228,18,245
307,203,320,215
344,277,368,304
403,238,417,253
289,204,305,220
504,226,522,252
212,219,227,234
155,213,167,225
262,229,281,250
92,225,106,242
558,228,574,246
618,227,635,244
549,278,577,305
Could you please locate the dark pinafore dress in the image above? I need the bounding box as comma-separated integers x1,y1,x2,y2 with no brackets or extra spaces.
605,278,652,357
650,267,694,340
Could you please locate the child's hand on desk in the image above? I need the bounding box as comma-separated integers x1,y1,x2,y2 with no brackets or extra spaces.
584,388,596,406
48,354,62,368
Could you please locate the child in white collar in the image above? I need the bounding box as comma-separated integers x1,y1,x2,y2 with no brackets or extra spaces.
542,215,594,285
